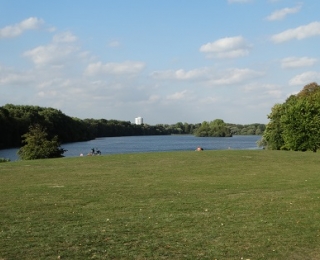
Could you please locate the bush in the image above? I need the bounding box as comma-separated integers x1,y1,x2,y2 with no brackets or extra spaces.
17,124,66,160
0,158,10,163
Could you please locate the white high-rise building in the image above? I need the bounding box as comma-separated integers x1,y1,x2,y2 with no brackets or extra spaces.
135,117,143,125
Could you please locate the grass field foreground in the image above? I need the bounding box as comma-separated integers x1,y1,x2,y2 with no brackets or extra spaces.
1,150,320,259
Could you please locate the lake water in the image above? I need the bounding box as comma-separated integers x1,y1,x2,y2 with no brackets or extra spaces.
0,135,262,161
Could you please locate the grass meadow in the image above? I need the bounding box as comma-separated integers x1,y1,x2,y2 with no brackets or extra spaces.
1,150,320,259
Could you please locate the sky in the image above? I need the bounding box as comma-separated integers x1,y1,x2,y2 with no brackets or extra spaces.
1,0,320,125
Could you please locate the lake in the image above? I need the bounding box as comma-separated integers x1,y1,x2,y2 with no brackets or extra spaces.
0,135,262,161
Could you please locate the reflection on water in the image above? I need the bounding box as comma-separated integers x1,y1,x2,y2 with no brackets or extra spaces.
0,135,261,161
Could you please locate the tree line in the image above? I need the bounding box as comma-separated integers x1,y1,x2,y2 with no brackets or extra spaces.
193,119,265,137
0,104,264,150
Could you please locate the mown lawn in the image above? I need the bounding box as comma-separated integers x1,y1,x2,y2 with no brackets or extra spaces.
1,150,320,259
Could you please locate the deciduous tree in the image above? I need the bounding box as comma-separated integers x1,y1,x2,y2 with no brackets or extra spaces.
263,82,320,152
17,124,66,160
281,94,320,152
263,103,285,150
195,119,232,137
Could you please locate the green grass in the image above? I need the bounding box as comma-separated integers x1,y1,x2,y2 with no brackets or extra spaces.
1,150,320,259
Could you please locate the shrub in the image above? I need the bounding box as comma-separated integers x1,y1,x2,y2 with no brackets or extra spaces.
0,157,10,163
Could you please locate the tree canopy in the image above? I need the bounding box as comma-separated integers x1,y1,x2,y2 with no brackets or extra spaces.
195,119,232,137
263,82,320,152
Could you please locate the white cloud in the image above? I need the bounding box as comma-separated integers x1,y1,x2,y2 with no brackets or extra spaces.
24,44,79,67
199,36,252,58
0,17,43,38
208,68,264,86
271,21,320,43
151,67,212,80
0,66,35,86
289,71,320,85
242,83,285,104
281,57,317,69
175,69,210,80
243,83,276,92
53,31,77,43
146,95,160,104
151,68,210,81
150,70,172,80
266,4,302,21
108,40,121,48
151,67,263,86
199,96,219,104
166,90,190,100
23,32,83,67
85,61,145,76
264,89,282,98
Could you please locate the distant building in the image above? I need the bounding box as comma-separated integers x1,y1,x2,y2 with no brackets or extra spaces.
135,117,143,125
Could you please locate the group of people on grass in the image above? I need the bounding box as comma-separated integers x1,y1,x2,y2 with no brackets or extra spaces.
90,148,101,155
80,148,101,156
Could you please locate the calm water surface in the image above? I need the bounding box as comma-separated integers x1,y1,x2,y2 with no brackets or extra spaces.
0,135,261,161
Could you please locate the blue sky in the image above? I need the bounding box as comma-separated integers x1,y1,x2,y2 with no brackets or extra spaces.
1,0,320,125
